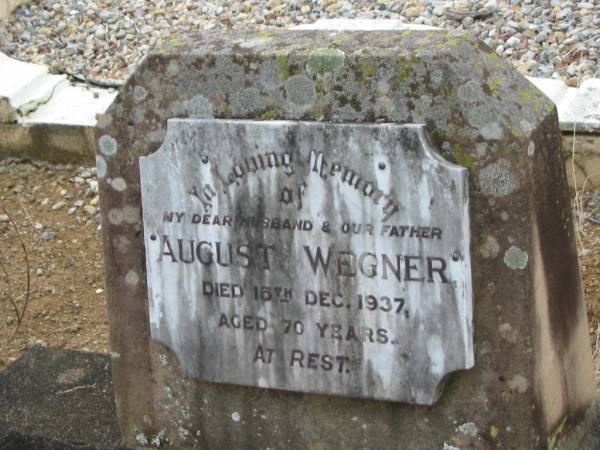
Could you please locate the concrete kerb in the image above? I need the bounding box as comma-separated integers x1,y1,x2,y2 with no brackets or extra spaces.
0,52,117,165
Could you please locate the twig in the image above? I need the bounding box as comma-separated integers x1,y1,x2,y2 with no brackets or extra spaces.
0,201,31,354
17,196,45,248
571,52,587,253
56,384,97,395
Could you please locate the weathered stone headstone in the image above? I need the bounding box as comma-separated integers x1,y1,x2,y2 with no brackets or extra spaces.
96,26,596,449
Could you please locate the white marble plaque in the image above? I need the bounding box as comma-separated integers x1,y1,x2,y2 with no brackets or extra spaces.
140,119,473,405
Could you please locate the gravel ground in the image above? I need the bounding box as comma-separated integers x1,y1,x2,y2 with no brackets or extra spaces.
0,0,598,86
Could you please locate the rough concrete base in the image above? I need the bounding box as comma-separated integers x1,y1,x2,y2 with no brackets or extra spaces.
0,346,131,450
563,133,600,190
0,123,95,165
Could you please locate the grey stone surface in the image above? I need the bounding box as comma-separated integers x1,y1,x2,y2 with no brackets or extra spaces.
0,346,131,450
140,119,472,405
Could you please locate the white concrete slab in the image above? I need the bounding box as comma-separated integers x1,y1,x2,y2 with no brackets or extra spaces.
21,80,117,126
527,77,600,133
0,52,66,122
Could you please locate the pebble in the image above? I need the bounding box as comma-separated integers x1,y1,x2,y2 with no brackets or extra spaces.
83,205,98,216
534,31,547,43
0,214,9,222
506,36,520,48
0,0,598,85
51,201,66,211
41,230,55,241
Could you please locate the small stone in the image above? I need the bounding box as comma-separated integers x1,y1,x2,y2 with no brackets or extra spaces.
41,230,55,241
404,5,424,18
534,31,546,43
83,205,98,216
68,207,77,215
506,36,520,48
90,196,99,206
52,201,66,210
0,214,9,222
73,200,84,207
88,180,98,193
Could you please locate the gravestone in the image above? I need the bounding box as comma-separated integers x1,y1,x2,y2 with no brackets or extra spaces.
96,26,596,449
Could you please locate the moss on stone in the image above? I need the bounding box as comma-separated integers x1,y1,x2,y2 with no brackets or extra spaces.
487,76,503,95
303,106,324,120
519,90,532,103
258,31,277,39
168,38,185,48
307,48,345,75
219,102,231,118
394,55,419,84
277,52,290,81
315,78,326,94
357,63,376,78
257,109,279,120
454,147,476,168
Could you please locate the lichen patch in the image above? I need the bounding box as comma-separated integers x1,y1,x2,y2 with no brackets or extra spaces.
480,235,500,259
504,246,528,270
285,74,316,107
133,85,148,102
125,270,139,286
479,162,517,197
508,374,529,394
98,135,118,156
111,177,127,192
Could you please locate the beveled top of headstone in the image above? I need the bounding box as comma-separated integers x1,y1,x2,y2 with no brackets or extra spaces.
98,27,554,164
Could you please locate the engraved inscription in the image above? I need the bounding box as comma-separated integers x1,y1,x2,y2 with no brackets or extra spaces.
140,119,473,405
